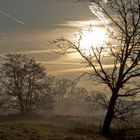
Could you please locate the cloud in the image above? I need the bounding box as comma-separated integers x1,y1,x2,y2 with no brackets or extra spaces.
59,20,105,28
48,67,90,75
0,54,5,61
89,1,115,33
16,49,53,55
39,61,81,66
45,62,116,75
89,2,110,26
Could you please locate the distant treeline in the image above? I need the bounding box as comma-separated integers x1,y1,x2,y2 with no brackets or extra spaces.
0,53,100,115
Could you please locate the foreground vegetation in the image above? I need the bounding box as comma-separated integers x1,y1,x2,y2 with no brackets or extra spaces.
0,122,107,140
0,114,139,140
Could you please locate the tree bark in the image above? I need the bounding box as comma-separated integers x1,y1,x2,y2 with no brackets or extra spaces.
102,92,118,136
18,95,25,114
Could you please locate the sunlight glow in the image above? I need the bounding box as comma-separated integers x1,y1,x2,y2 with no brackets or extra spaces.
79,27,107,50
71,27,108,58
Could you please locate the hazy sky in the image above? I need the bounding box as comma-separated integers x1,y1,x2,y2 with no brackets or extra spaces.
0,0,105,89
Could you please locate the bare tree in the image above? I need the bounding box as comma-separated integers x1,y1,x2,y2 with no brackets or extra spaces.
53,0,140,135
89,91,109,109
44,76,76,101
89,90,139,127
0,53,46,114
69,87,89,102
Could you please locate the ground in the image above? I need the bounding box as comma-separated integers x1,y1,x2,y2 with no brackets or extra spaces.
0,114,106,140
0,122,107,140
0,114,139,140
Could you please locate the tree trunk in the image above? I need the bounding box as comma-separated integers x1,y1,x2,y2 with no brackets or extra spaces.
102,93,118,136
18,95,25,114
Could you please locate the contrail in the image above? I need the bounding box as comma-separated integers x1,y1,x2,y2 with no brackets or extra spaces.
0,9,24,25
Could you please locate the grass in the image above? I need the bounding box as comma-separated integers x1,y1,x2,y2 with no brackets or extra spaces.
0,122,107,140
0,114,140,140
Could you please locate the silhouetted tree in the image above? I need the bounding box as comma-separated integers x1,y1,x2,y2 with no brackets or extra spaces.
89,91,109,109
69,87,88,102
43,75,59,98
58,78,74,100
0,53,46,114
53,0,140,135
89,90,139,127
44,76,76,100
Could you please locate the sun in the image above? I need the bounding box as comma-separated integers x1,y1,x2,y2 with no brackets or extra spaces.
70,27,107,58
79,27,107,50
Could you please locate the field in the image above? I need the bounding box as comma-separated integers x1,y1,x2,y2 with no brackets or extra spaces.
0,114,139,140
0,122,106,140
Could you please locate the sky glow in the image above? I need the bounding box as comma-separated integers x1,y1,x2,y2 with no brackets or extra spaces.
0,0,110,83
